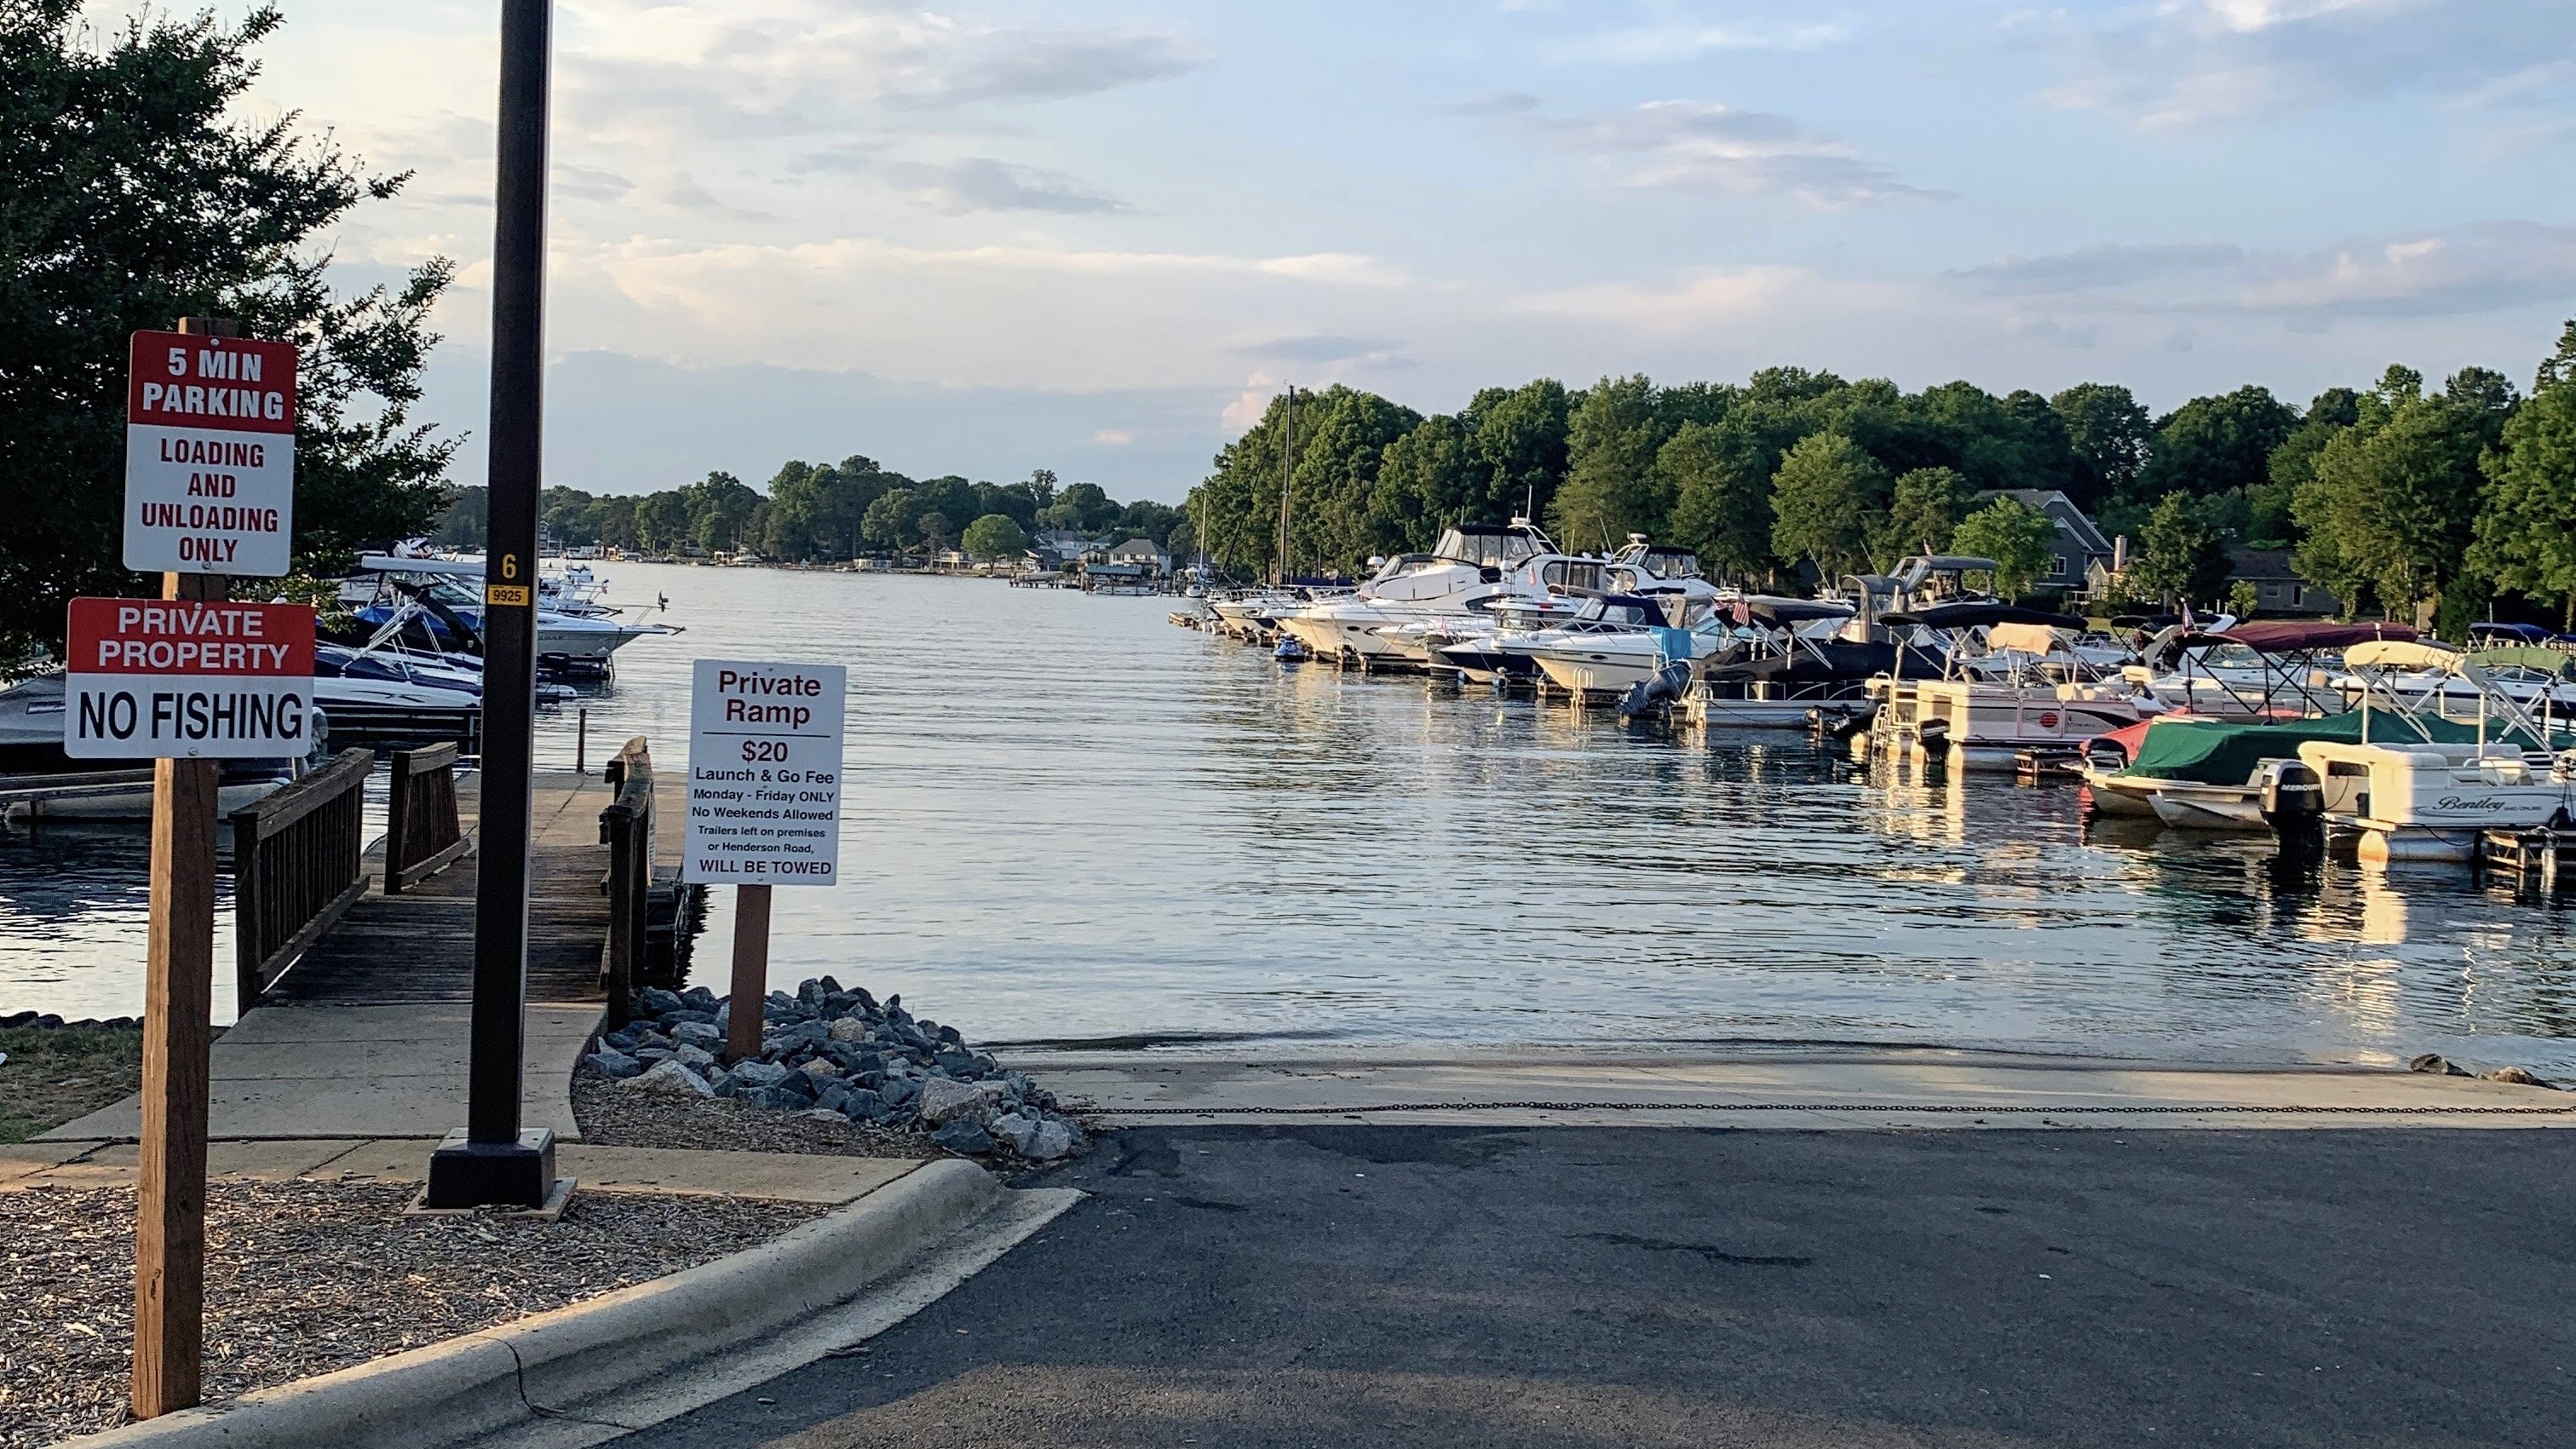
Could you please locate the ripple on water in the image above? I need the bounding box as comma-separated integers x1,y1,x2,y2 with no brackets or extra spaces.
7,563,2576,1070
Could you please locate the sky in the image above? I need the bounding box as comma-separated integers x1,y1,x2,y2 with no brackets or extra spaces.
154,0,2576,501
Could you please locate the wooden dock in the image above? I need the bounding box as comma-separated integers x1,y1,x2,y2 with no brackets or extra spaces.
258,768,640,1007
42,754,687,1144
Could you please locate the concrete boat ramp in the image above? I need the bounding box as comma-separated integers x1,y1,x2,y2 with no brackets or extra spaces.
1017,1044,2574,1130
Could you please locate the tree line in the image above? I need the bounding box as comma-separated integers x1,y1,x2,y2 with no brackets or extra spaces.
1185,324,2576,633
428,463,1188,566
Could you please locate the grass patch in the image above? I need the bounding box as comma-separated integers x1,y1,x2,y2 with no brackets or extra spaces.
0,1025,144,1143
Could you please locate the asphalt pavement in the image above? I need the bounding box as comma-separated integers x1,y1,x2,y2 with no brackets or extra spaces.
606,1125,2576,1448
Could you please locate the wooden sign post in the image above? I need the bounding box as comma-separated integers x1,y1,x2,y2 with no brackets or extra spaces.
119,314,304,1418
677,659,847,1058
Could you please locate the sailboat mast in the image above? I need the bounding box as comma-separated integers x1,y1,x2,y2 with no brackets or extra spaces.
1275,383,1297,585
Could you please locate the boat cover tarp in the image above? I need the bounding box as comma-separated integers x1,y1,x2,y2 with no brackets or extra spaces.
2221,620,2419,653
1883,602,2086,630
2119,710,2541,783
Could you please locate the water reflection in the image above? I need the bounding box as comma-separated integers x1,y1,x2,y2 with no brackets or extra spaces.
7,563,2576,1072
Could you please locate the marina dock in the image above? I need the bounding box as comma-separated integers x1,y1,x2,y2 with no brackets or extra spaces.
40,751,683,1144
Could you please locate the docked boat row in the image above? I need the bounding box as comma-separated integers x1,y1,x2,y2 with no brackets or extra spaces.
1173,520,2576,870
0,555,679,821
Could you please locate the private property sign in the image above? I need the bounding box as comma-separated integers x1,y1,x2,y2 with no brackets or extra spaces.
63,597,316,758
681,658,847,885
124,330,297,576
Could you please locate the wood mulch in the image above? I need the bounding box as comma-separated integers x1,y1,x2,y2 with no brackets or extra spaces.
0,1178,824,1449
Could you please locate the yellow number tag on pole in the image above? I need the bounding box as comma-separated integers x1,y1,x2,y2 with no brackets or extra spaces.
486,584,532,606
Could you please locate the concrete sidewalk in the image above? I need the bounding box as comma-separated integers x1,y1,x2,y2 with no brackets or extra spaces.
1017,1044,2575,1128
37,1002,601,1143
1,1136,919,1204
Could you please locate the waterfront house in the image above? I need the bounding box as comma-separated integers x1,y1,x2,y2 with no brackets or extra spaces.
1107,537,1171,575
1970,490,2116,593
1030,530,1106,570
2225,548,2338,618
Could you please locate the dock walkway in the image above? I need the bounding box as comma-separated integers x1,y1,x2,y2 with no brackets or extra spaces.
43,766,676,1145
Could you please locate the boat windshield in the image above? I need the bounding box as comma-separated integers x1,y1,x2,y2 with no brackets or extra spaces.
1433,527,1544,569
1635,549,1704,580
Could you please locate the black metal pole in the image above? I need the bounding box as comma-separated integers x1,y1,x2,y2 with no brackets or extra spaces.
428,0,555,1209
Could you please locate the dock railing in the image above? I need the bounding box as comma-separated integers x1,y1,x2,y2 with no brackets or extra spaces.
599,736,655,1030
385,743,469,893
232,747,374,1009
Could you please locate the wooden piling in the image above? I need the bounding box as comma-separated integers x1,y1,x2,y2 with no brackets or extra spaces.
725,883,773,1061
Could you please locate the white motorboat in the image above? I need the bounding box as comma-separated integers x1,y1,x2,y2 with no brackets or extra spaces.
346,555,679,662
1426,595,1593,685
1276,520,1579,665
0,673,301,819
1525,595,1730,698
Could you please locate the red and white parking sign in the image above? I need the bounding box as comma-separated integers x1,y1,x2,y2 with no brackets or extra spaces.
124,331,298,576
63,597,316,759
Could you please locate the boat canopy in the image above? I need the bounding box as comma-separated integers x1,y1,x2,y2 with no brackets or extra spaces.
1734,596,1854,627
2469,644,2576,677
2343,640,2462,671
2123,709,2555,783
1881,602,2084,630
358,554,485,577
1432,524,1551,569
2212,620,2419,653
1984,622,2067,655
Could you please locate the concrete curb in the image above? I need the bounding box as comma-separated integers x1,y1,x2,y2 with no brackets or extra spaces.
67,1159,1004,1449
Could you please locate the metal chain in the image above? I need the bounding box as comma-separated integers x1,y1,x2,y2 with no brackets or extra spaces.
1096,1100,2573,1117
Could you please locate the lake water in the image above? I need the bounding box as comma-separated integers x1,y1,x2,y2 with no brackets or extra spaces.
8,561,2576,1073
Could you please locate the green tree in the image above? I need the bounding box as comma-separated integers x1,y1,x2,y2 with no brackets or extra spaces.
637,492,690,553
1768,431,1890,581
2132,492,2233,608
1659,423,1774,583
1950,496,2057,600
1470,379,1573,524
2049,382,2152,509
1550,375,1670,551
861,486,923,549
917,510,952,551
0,1,457,659
2253,386,2360,549
1873,467,1975,561
2295,365,2514,626
684,471,761,553
2129,385,2299,530
2469,328,2576,627
961,513,1026,561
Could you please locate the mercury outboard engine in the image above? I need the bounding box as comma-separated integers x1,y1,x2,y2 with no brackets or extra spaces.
2258,759,2324,835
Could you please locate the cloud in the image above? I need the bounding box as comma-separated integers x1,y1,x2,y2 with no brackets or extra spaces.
556,3,1205,143
664,174,785,224
1551,15,1857,64
2036,0,2576,129
1438,90,1543,117
883,158,1131,216
1515,265,1876,333
1528,100,1940,208
1238,335,1408,365
1948,223,2576,321
1952,243,2250,296
555,164,636,203
1089,428,1136,446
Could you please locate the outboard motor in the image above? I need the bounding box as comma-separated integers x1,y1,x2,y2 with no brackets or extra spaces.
1617,659,1692,722
1825,704,1877,745
1917,717,1952,757
2259,759,2324,835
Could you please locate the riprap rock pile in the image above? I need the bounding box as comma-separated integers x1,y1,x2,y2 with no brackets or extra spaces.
588,977,1082,1160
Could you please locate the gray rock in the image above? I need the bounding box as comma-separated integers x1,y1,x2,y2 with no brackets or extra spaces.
671,1021,725,1050
930,1118,994,1154
635,987,685,1016
2409,1054,2474,1077
673,1044,717,1071
933,1049,976,1078
634,1047,675,1066
816,1079,852,1113
624,1058,715,1097
881,1076,921,1107
681,986,720,1011
827,1016,871,1044
919,1075,1003,1126
989,1113,1039,1154
710,1069,738,1097
748,1086,805,1111
586,1048,643,1080
842,1088,885,1122
1025,1119,1077,1160
798,1107,847,1124
731,1060,791,1089
660,1009,719,1027
800,1056,842,1082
